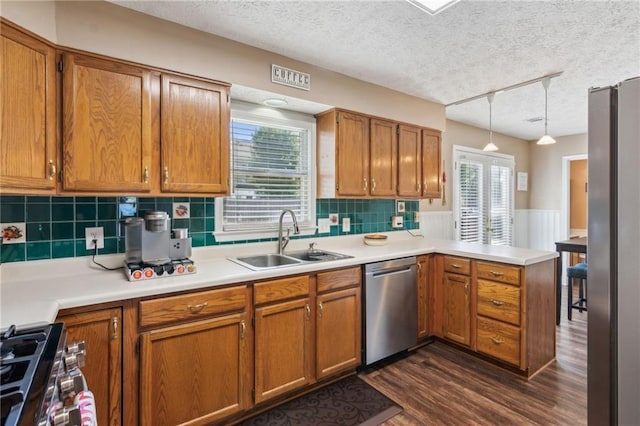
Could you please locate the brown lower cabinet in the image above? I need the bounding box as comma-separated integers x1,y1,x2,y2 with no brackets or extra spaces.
254,296,314,403
56,307,122,426
139,313,251,426
442,272,471,346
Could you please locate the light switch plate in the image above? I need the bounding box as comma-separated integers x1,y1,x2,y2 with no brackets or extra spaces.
342,217,351,232
318,218,331,234
391,215,404,228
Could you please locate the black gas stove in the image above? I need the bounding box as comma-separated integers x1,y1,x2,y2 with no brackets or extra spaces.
1,323,65,426
1,323,90,426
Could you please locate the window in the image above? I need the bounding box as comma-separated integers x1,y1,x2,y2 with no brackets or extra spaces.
452,145,514,246
215,102,316,241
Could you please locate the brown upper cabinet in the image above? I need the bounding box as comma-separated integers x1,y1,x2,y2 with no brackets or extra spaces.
397,124,422,197
1,19,232,196
317,108,442,199
61,52,153,193
160,74,230,194
369,118,398,196
422,128,442,198
0,21,58,194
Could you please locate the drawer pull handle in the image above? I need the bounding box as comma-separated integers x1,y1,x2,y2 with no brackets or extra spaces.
187,302,208,313
490,271,504,277
490,337,504,345
318,302,324,318
305,304,311,320
240,320,246,340
371,178,377,191
491,299,505,306
450,264,461,269
363,178,368,191
143,166,149,184
163,167,169,184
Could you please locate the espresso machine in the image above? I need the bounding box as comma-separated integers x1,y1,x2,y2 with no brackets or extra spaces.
124,211,195,281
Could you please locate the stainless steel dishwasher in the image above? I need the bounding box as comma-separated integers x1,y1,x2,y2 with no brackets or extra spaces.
363,256,417,366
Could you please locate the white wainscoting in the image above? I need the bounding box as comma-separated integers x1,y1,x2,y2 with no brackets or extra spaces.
419,211,454,240
513,209,530,248
527,209,561,251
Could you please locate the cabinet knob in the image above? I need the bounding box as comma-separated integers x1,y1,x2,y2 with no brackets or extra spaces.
48,160,56,180
163,167,169,184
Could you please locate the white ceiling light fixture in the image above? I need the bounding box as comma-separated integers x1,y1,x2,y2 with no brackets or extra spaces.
406,0,460,15
536,78,556,145
483,93,498,152
263,98,288,107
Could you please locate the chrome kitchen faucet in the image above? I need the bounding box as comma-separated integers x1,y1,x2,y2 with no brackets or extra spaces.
278,209,300,254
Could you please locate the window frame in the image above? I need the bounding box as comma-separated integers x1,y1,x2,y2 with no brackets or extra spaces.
452,145,515,246
214,101,316,242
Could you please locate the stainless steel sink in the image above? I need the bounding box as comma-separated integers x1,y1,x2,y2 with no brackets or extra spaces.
230,254,302,270
285,249,352,262
229,249,352,271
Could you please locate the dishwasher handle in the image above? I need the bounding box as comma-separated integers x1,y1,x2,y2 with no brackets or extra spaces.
367,265,415,278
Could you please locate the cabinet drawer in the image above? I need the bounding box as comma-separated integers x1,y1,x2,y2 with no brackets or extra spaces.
477,280,521,326
317,266,361,293
254,275,309,305
477,317,521,366
476,261,521,286
139,286,247,329
443,256,470,275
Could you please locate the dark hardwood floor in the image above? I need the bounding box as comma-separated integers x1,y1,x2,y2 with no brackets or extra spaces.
360,290,587,425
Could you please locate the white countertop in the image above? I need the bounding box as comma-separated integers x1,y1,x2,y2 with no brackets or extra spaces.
0,232,557,329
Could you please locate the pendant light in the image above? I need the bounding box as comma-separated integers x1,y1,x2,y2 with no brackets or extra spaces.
483,93,498,152
537,77,556,145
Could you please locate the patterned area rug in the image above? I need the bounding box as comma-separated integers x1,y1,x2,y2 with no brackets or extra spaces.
240,375,403,426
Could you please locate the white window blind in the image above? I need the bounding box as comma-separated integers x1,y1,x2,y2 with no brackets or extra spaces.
216,102,315,238
458,160,484,243
453,146,514,246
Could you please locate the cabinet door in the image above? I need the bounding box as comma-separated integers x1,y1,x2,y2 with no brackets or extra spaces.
422,129,442,198
139,313,251,426
336,111,369,196
316,287,361,379
417,255,430,339
255,298,313,403
0,23,57,192
58,308,122,426
397,124,422,197
369,118,397,196
443,272,471,346
61,52,152,192
161,74,230,194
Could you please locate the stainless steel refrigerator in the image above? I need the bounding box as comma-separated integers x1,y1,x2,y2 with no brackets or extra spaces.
588,77,640,425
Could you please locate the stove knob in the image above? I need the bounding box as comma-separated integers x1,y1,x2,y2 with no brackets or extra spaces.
59,370,85,398
66,341,86,356
63,351,85,370
53,405,81,426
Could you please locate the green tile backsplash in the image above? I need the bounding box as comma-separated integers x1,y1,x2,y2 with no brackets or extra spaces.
0,196,418,263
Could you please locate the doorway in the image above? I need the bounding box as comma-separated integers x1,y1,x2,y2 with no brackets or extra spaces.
560,154,588,283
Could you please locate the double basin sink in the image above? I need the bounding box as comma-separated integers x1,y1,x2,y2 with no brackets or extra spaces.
229,249,353,271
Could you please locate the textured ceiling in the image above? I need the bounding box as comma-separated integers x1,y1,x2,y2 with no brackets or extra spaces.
111,0,640,140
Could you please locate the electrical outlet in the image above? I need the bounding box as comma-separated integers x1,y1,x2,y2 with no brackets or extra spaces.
391,215,404,228
342,217,351,232
85,227,104,250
